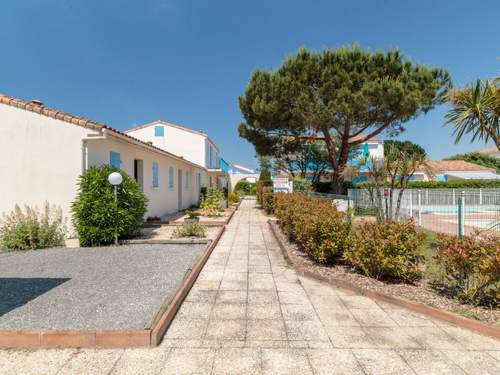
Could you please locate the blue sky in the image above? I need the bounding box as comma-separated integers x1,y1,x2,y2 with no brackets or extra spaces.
1,0,499,167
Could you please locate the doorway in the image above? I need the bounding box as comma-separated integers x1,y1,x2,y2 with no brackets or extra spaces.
178,169,183,211
134,159,143,191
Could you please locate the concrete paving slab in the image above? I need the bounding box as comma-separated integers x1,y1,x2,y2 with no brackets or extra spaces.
0,199,498,373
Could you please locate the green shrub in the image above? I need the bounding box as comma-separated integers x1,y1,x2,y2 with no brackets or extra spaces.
434,232,499,307
273,193,352,263
345,220,425,282
0,202,66,250
228,192,240,204
292,178,312,193
200,186,224,217
71,166,148,247
258,169,273,186
234,179,256,195
172,222,206,238
262,187,274,214
185,210,201,218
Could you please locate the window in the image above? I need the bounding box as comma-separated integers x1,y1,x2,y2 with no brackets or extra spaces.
368,143,378,150
154,126,164,137
110,151,121,169
209,146,213,168
197,173,201,190
168,166,174,188
185,170,189,190
152,162,159,188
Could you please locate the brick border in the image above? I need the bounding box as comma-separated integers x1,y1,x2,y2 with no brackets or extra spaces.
268,219,500,340
0,225,227,349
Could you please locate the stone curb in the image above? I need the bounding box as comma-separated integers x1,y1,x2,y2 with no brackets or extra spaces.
268,219,500,340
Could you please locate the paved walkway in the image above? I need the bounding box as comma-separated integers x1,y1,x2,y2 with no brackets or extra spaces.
1,198,499,374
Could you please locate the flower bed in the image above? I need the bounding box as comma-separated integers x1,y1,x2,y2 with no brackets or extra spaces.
268,193,499,325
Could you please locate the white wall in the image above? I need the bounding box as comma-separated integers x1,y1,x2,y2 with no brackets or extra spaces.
366,142,384,159
0,104,208,233
0,103,90,226
128,123,207,167
86,135,207,217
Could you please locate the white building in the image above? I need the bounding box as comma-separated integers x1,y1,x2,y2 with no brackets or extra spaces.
126,120,229,188
414,160,500,181
0,94,208,229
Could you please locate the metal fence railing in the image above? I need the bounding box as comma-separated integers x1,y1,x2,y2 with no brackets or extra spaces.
348,188,500,237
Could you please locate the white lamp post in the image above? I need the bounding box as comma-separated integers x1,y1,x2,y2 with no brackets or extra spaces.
108,172,123,245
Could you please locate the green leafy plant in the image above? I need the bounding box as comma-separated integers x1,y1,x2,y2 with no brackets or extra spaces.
273,193,352,263
292,178,312,193
234,180,256,195
71,166,148,247
228,192,240,204
434,232,499,307
0,202,66,250
445,78,499,151
172,222,206,238
345,220,425,282
200,186,224,217
262,187,274,214
185,210,201,218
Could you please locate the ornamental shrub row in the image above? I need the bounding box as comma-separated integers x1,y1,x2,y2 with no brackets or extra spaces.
272,193,425,279
273,193,352,263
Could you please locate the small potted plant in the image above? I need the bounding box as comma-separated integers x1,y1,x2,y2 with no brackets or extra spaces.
184,210,201,222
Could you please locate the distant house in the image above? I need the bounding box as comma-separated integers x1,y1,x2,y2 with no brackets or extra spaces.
126,120,229,188
0,94,208,227
414,160,500,181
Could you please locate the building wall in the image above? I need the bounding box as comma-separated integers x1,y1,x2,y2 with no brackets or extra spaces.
0,104,207,232
0,103,90,223
86,136,206,217
127,123,207,167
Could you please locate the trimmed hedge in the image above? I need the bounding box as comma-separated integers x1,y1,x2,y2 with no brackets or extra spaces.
345,220,425,281
355,179,500,189
273,193,352,263
435,232,499,307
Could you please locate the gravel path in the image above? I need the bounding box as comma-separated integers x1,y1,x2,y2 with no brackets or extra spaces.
0,244,205,330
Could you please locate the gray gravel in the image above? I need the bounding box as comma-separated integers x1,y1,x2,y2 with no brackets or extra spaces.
0,244,205,330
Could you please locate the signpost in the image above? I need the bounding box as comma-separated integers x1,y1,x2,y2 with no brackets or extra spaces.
272,177,293,193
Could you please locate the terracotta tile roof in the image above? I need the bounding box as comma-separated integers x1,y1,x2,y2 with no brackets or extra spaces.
417,160,494,172
0,93,205,170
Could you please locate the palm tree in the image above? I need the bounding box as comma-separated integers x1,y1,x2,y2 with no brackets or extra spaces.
445,78,499,151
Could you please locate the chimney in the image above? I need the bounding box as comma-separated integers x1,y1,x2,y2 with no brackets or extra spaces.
31,99,43,106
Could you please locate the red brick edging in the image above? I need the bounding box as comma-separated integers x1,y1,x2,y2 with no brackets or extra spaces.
268,219,500,340
0,226,227,349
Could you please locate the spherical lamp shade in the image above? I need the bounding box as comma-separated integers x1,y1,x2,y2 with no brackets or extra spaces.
108,172,123,186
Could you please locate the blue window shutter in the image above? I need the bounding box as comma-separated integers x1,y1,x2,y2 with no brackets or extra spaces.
152,162,159,187
154,126,164,137
169,166,174,188
110,151,121,169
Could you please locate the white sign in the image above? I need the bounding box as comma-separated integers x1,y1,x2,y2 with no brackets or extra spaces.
272,177,293,193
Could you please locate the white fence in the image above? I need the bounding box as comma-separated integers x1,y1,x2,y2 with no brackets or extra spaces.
348,188,500,237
